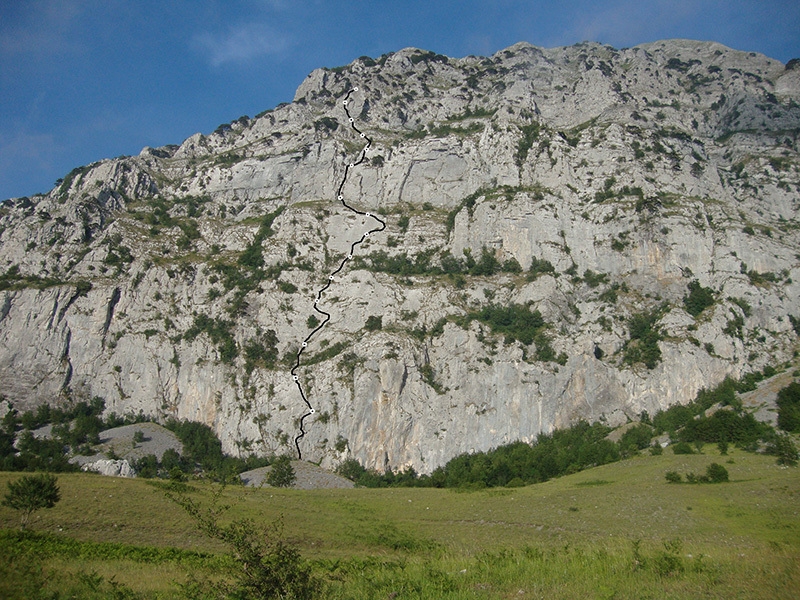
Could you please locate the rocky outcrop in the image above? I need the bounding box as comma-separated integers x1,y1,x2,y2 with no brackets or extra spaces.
0,40,798,473
81,459,136,478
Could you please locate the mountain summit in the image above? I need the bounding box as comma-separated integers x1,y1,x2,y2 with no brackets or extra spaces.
1,40,799,473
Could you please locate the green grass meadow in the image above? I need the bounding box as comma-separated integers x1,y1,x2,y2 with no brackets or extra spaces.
1,448,798,598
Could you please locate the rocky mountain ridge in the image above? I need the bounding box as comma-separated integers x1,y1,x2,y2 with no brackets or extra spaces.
0,39,799,474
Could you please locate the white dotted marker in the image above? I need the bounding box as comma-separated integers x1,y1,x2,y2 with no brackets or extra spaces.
348,254,353,259
293,375,299,381
364,232,370,237
329,275,334,280
338,195,343,200
365,212,371,217
343,100,348,105
354,87,359,91
302,342,307,347
360,133,366,138
349,163,354,167
310,408,315,414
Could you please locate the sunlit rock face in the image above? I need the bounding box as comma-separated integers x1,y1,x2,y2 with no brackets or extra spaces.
1,40,799,473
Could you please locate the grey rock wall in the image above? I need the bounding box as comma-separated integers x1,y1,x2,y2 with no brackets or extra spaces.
0,39,799,473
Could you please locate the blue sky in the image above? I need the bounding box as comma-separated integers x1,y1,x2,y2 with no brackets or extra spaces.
1,0,799,201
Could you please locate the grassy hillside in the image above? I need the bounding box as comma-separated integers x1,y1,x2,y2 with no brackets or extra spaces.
1,447,798,598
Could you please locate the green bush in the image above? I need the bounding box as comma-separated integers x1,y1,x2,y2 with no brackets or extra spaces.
352,249,435,276
705,462,729,483
618,423,654,456
278,281,297,294
133,454,159,478
672,441,694,454
160,448,189,473
515,121,541,166
665,471,682,483
420,364,447,394
723,315,745,339
527,257,555,280
582,269,608,288
729,296,752,317
243,331,279,371
165,419,224,471
167,490,319,599
683,280,715,317
314,117,339,132
501,257,522,273
466,303,546,346
623,308,664,368
336,458,368,483
365,315,383,331
238,207,285,270
184,313,238,363
303,342,347,366
650,539,685,577
465,247,500,276
397,215,410,232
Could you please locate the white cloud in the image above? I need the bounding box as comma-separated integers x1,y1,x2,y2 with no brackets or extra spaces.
193,22,290,67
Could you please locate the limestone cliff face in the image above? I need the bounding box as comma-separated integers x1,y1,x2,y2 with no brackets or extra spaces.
1,40,799,473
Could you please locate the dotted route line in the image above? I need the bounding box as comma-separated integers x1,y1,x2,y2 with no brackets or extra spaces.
291,87,386,460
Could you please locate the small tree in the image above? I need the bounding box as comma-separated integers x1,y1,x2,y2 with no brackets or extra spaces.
166,488,319,599
766,434,799,466
2,473,61,529
705,463,729,483
266,455,296,488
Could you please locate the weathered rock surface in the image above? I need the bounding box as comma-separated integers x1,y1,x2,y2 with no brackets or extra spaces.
0,40,798,474
81,459,136,478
